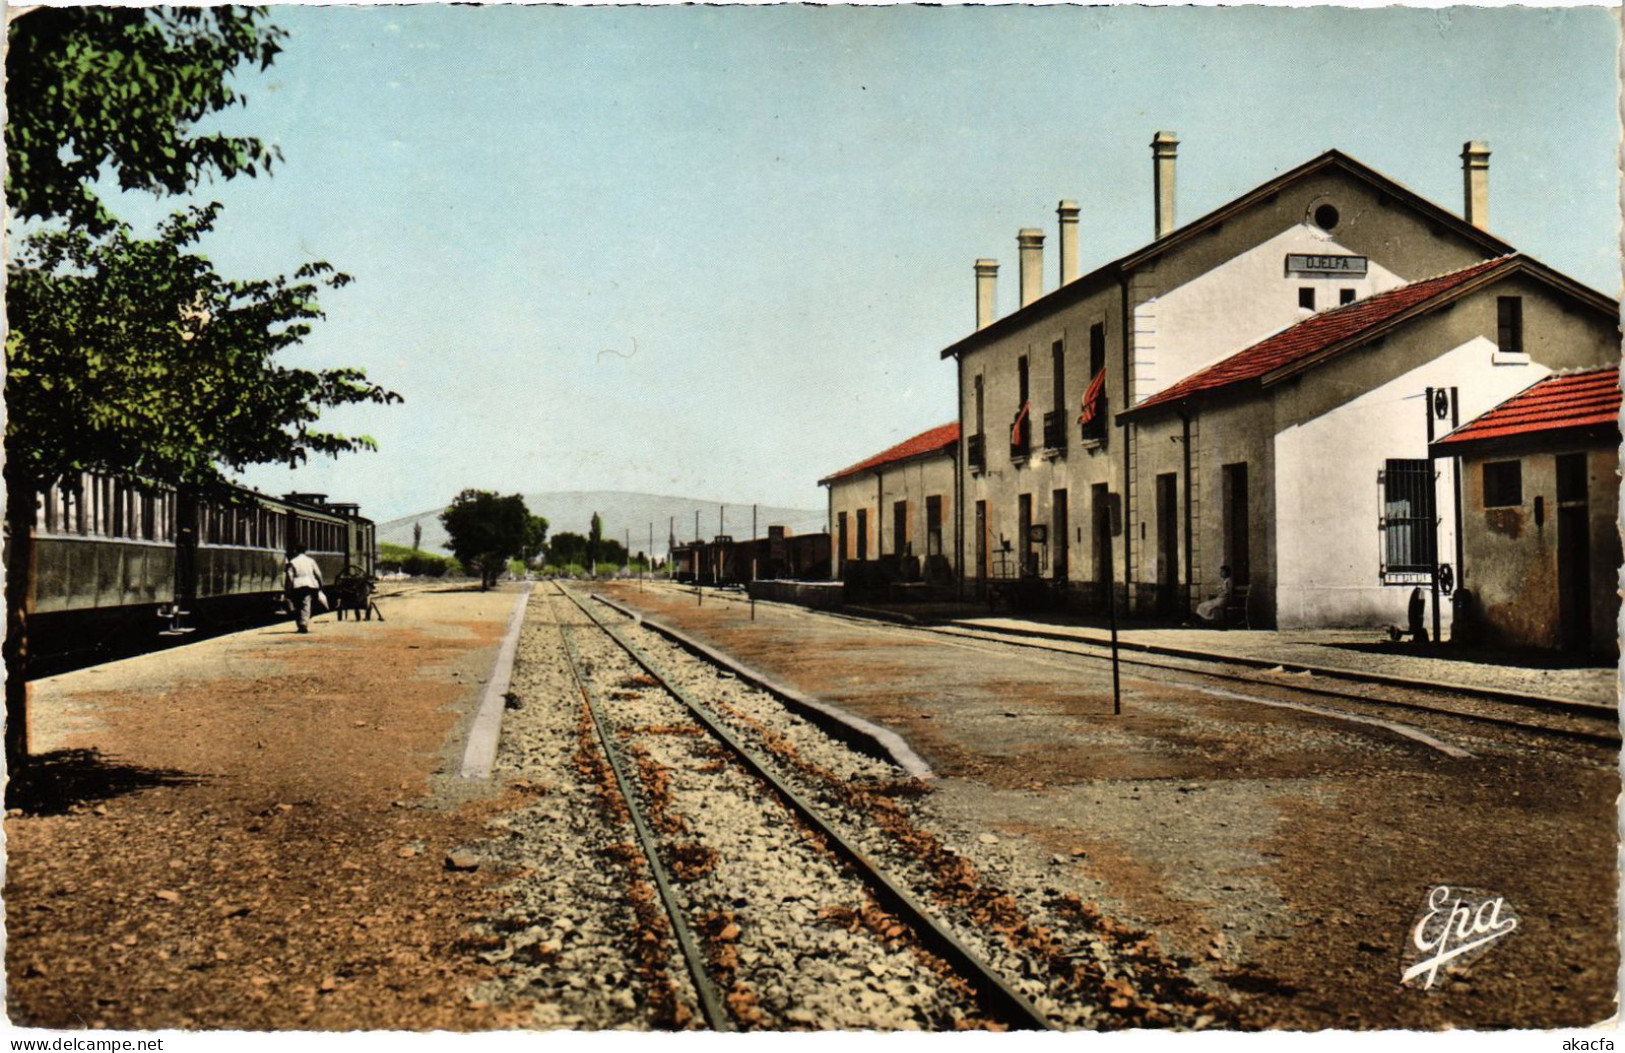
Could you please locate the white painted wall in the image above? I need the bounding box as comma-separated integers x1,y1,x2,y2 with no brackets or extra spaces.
1273,337,1546,629
1133,225,1408,404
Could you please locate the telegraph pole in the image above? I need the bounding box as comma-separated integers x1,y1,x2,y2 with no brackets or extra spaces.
1425,387,1442,647
1107,495,1122,716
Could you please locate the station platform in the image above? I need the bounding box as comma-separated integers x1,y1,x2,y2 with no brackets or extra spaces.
6,585,530,1030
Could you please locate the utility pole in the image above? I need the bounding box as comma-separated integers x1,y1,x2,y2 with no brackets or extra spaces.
1425,387,1442,647
1449,388,1463,614
1104,495,1123,716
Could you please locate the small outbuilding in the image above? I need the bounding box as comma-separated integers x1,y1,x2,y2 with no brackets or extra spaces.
1430,365,1621,656
820,423,960,584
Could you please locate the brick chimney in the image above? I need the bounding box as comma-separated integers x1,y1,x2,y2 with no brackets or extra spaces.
975,259,999,330
1018,228,1045,307
1461,141,1490,230
1057,200,1080,286
1152,131,1179,239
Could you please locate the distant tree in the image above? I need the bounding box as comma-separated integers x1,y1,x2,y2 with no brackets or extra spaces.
546,531,589,570
597,539,629,566
412,521,423,552
526,514,550,564
439,490,540,590
377,542,451,578
589,512,604,571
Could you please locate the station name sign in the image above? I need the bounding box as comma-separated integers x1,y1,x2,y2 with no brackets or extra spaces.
1286,253,1368,277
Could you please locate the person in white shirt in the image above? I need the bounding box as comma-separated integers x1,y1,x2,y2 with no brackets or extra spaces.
284,544,324,634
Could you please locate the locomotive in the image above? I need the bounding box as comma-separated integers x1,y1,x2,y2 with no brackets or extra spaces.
18,471,375,662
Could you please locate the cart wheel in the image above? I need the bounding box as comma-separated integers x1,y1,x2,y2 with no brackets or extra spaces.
335,563,370,585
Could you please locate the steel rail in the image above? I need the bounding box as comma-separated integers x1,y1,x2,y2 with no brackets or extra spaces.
931,620,1610,718
553,594,736,1031
558,584,1058,1032
921,623,1621,749
639,583,1614,743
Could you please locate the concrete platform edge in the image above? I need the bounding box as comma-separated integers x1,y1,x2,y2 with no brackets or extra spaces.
458,583,535,780
591,592,936,780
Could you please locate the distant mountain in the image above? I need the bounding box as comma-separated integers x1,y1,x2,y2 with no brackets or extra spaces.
377,491,826,557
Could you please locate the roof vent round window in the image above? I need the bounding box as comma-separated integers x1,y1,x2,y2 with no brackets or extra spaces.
1313,204,1340,231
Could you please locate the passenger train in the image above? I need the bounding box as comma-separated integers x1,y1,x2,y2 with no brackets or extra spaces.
19,472,376,662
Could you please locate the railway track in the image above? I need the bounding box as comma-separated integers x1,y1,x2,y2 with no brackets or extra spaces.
922,623,1621,750
649,583,1618,749
547,581,1058,1031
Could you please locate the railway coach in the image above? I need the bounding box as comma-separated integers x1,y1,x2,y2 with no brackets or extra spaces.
19,472,375,661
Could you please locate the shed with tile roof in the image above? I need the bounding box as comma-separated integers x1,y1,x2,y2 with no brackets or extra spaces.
1428,366,1621,655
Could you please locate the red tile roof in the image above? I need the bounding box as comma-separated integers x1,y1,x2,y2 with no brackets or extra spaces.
1128,256,1518,416
1435,366,1621,449
820,423,959,485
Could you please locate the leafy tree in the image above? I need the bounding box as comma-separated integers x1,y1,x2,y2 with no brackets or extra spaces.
3,7,397,781
589,511,604,569
6,205,399,491
439,490,544,590
412,522,423,552
4,205,400,779
6,6,286,234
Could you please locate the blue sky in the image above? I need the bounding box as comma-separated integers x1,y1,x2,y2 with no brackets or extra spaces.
87,4,1621,522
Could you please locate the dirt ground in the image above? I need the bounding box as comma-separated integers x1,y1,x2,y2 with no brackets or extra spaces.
600,583,1620,1030
6,586,528,1031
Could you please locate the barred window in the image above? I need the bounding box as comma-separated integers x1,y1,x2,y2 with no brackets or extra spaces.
1380,458,1436,578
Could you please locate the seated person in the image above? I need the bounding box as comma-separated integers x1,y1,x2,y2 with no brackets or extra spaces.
1195,565,1233,624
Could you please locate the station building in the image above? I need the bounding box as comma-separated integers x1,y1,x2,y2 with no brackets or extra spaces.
1430,365,1621,655
820,422,959,584
1120,253,1618,629
938,134,1619,630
